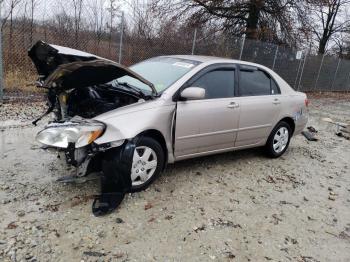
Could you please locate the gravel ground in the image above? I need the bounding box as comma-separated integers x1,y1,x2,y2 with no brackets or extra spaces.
0,95,350,262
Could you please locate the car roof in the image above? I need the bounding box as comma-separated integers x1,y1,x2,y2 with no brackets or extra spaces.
160,55,263,67
159,55,296,95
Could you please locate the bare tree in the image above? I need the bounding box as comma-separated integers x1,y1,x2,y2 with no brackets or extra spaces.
106,0,119,55
129,0,157,42
88,0,107,52
28,0,38,44
8,0,21,40
1,0,22,31
304,0,350,54
152,0,299,45
49,12,75,45
72,0,84,48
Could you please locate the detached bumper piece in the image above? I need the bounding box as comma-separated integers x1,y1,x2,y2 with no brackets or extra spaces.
92,140,135,216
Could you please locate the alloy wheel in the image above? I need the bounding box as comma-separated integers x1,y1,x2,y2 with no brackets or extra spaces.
130,146,158,186
273,127,289,153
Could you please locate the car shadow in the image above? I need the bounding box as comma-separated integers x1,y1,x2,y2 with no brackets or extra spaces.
164,147,266,176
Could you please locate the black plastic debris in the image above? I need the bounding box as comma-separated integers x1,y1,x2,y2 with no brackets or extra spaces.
92,140,135,216
56,173,99,184
301,131,318,141
336,132,350,140
307,126,318,133
83,251,105,257
115,217,124,223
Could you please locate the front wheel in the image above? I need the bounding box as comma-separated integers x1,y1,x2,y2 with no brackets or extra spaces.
265,121,292,158
129,137,164,192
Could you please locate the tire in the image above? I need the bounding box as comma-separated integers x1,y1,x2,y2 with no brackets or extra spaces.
265,121,292,158
129,136,165,192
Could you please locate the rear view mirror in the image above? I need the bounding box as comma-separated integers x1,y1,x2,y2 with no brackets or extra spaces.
180,87,205,100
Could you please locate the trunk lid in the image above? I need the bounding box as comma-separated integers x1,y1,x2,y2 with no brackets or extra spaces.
28,40,156,95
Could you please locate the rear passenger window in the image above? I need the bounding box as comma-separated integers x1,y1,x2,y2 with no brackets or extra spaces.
191,69,235,99
239,69,280,96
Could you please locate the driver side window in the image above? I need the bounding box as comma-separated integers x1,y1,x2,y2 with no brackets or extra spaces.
190,69,235,99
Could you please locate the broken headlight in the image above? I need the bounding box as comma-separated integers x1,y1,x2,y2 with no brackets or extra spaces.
36,121,105,149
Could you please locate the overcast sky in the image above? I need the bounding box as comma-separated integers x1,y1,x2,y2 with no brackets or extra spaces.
0,0,134,25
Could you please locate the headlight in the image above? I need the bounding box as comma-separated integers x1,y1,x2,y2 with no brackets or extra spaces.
36,121,105,148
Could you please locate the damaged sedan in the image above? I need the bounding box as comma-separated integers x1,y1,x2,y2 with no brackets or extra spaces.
30,41,308,215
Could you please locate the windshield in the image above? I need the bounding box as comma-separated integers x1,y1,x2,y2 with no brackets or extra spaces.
112,57,200,93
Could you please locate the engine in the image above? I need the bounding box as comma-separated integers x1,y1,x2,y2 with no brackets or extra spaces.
55,84,140,120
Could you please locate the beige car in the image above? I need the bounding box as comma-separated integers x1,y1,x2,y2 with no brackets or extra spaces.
32,41,308,191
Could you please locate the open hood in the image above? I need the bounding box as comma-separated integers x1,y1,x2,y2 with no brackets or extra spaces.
28,41,156,95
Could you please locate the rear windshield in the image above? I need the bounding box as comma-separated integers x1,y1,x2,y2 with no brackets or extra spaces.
114,57,200,93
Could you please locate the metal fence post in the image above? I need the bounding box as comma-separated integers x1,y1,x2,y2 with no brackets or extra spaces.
330,58,341,91
272,45,278,70
191,28,197,55
313,53,325,91
118,11,124,64
293,54,303,89
297,50,308,91
239,34,246,60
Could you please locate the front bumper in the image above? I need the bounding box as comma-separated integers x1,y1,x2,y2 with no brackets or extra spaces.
40,139,126,178
43,145,92,177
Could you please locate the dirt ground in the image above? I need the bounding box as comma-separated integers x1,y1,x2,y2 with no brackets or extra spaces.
0,94,350,262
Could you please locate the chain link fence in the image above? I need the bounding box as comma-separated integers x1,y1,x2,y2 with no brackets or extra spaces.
0,0,349,101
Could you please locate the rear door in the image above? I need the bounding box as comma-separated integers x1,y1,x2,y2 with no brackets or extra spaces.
174,65,240,157
235,65,282,147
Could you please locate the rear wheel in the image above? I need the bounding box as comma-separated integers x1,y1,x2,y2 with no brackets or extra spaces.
130,137,164,192
265,121,292,158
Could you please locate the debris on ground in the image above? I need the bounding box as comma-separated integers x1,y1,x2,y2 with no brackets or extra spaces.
336,132,350,140
322,117,350,140
302,130,318,141
193,224,206,232
144,203,153,210
115,218,124,224
56,173,100,184
307,126,318,133
83,251,106,257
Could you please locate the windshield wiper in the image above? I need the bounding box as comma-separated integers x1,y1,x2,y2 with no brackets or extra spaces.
115,81,146,97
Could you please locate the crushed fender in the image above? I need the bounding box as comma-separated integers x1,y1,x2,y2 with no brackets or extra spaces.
92,140,135,216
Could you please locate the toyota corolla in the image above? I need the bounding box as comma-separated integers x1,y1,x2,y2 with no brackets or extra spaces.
30,41,308,214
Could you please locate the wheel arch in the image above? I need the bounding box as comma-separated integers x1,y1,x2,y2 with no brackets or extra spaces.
279,117,295,136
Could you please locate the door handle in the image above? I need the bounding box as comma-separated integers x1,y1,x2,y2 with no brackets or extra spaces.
227,102,239,109
272,98,281,105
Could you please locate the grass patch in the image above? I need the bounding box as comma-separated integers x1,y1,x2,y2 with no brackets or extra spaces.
4,69,40,92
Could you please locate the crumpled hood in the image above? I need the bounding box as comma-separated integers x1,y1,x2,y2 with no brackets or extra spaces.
28,40,156,94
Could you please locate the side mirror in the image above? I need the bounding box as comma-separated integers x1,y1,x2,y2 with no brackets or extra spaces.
180,87,205,100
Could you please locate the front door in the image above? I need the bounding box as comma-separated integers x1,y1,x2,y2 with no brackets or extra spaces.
174,66,240,158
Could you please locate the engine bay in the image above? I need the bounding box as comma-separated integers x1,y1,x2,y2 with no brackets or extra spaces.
56,84,141,120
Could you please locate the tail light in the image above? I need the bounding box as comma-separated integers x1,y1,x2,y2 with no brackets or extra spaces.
305,98,309,107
